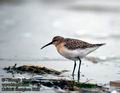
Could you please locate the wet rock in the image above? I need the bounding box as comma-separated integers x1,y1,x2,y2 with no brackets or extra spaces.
3,64,110,92
26,78,106,92
4,64,61,75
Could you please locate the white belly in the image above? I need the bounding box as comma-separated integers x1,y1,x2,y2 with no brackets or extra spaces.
57,46,99,61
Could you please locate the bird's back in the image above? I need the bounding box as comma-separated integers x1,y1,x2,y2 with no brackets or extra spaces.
64,38,105,50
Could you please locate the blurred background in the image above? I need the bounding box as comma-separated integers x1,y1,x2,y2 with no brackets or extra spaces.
0,0,120,86
0,0,120,59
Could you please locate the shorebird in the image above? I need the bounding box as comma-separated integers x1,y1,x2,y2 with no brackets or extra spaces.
41,36,105,82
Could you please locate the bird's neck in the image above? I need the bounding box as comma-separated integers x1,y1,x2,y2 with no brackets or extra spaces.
55,43,65,51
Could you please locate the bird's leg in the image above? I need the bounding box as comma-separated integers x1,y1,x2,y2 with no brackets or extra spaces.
78,58,81,82
72,61,76,79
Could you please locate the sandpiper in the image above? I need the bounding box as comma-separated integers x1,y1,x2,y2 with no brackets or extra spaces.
41,36,105,82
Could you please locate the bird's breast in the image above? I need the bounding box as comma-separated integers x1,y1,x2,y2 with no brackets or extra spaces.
56,43,99,60
56,43,79,60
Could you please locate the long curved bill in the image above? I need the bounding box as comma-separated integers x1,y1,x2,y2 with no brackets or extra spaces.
41,42,53,49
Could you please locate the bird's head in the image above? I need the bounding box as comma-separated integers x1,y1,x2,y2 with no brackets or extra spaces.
41,36,64,49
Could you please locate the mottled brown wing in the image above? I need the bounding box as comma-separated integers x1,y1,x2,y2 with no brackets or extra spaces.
64,38,98,50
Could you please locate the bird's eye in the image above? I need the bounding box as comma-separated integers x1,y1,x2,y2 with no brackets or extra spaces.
53,40,57,42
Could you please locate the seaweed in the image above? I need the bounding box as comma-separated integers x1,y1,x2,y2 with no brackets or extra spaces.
3,64,110,92
3,64,61,75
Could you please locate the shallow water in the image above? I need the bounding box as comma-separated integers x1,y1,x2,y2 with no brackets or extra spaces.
0,0,120,93
0,59,120,92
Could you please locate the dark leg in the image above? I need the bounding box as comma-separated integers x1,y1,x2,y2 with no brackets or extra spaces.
78,58,81,82
72,61,76,78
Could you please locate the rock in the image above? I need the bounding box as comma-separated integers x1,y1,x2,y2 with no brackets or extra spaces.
4,64,61,75
3,64,109,92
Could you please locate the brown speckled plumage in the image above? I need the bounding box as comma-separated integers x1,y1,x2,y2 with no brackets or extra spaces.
64,38,105,50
